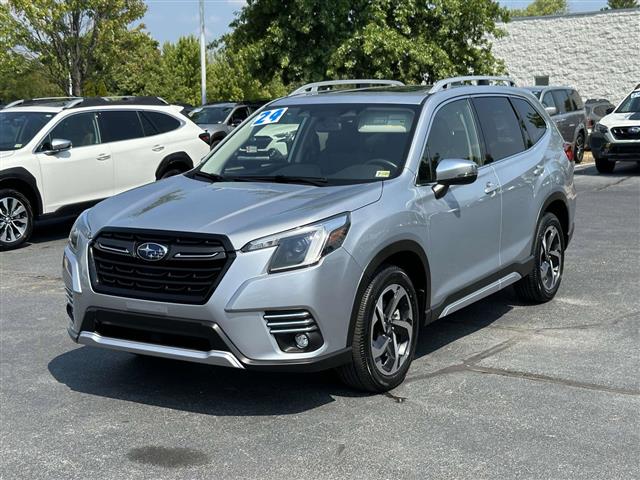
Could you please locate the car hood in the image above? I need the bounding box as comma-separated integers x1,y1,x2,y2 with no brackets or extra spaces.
0,150,16,159
599,111,640,127
87,175,383,249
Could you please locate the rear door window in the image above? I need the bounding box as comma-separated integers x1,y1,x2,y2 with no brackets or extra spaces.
472,97,526,162
551,90,571,114
541,92,557,113
511,98,547,147
98,111,144,142
419,99,482,183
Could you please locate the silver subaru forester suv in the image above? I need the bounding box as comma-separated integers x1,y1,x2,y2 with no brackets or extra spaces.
63,77,576,392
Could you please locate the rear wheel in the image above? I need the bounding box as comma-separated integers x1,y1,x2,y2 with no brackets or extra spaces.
574,132,585,164
515,213,564,303
338,266,419,392
0,189,34,250
595,156,615,173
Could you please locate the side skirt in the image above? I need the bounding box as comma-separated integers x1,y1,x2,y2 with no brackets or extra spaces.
425,257,534,324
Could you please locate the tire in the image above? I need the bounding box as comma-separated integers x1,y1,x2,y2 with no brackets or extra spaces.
337,265,419,392
210,139,222,150
159,168,183,179
515,212,565,303
573,131,585,164
595,156,615,173
0,188,34,250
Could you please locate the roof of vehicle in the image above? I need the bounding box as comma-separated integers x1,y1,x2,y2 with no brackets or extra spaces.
1,103,183,115
523,86,576,92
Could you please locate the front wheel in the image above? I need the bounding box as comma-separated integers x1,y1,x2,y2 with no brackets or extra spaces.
515,213,565,303
338,266,419,392
0,189,34,250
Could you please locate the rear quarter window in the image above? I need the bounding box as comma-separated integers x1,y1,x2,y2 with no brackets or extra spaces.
511,98,547,147
141,111,181,135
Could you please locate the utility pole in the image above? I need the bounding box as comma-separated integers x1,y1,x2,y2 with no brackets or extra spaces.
199,0,207,105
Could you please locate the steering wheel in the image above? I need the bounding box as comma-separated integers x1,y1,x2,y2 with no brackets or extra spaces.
365,158,397,170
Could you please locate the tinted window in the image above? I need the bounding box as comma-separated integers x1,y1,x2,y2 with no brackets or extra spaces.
139,112,157,136
230,107,249,124
0,112,54,151
551,90,571,113
419,99,482,183
570,90,583,109
98,111,144,142
511,98,547,147
473,97,526,162
45,112,99,149
541,92,557,112
142,111,181,134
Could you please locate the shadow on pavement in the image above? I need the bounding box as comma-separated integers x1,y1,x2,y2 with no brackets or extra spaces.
48,289,521,415
574,162,640,177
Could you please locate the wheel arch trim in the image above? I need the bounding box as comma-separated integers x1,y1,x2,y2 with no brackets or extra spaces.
0,167,43,216
155,151,194,180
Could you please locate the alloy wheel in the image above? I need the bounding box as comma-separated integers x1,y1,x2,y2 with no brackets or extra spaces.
0,196,29,244
370,284,414,376
539,225,562,291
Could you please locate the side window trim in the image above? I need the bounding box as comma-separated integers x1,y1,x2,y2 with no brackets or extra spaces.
507,97,531,149
34,111,101,153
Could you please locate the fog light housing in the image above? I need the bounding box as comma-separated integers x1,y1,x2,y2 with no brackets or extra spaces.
294,333,310,349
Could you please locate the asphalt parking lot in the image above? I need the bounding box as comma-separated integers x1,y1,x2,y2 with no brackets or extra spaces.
1,163,638,480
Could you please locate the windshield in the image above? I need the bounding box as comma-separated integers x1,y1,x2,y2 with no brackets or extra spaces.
616,91,640,113
189,106,233,124
0,111,54,151
198,103,418,186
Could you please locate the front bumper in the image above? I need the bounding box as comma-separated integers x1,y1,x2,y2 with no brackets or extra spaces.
589,131,640,161
63,237,361,371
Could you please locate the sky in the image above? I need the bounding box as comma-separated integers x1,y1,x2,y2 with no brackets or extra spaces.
141,0,611,45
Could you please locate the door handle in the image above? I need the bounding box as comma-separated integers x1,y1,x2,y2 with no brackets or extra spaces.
533,164,545,176
96,153,111,161
152,145,165,152
484,182,499,195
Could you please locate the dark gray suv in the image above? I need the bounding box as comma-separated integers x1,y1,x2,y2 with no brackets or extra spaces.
525,87,587,164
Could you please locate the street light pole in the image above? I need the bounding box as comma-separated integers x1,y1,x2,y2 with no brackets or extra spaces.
199,0,207,105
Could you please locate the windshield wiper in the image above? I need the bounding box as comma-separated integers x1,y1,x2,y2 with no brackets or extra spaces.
228,175,329,186
192,171,227,182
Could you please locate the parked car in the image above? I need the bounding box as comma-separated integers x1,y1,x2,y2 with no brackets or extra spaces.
584,98,615,147
0,96,211,249
589,85,640,173
63,77,576,392
524,86,587,163
189,101,267,148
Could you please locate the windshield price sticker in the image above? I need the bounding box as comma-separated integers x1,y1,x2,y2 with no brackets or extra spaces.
252,107,288,126
631,92,640,98
375,170,391,178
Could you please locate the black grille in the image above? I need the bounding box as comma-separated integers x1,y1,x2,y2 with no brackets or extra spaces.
82,309,230,352
611,126,640,140
90,229,235,304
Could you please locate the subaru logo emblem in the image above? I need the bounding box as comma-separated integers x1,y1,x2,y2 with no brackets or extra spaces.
629,126,640,134
136,242,168,261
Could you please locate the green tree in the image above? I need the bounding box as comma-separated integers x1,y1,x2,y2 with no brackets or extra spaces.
0,55,62,102
1,0,146,96
222,0,509,86
511,0,567,17
153,36,202,105
603,0,638,9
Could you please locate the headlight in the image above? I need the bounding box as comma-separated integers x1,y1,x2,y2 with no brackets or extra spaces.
596,123,608,134
68,210,92,251
242,213,350,272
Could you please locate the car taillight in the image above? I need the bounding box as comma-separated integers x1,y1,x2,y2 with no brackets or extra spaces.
199,132,211,144
563,142,574,162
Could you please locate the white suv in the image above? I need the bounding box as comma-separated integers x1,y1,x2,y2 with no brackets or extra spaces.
0,96,211,249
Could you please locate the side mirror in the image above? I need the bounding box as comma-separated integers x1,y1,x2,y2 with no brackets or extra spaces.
605,106,614,115
44,138,72,155
433,159,478,199
545,106,557,116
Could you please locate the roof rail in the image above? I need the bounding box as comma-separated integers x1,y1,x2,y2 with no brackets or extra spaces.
289,79,404,96
4,97,80,108
64,96,169,109
429,76,517,93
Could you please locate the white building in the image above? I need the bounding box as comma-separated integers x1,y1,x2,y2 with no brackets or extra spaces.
492,8,640,103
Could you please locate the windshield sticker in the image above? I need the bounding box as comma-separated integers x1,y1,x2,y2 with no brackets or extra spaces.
631,92,640,98
252,107,288,126
375,170,390,178
14,144,22,148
